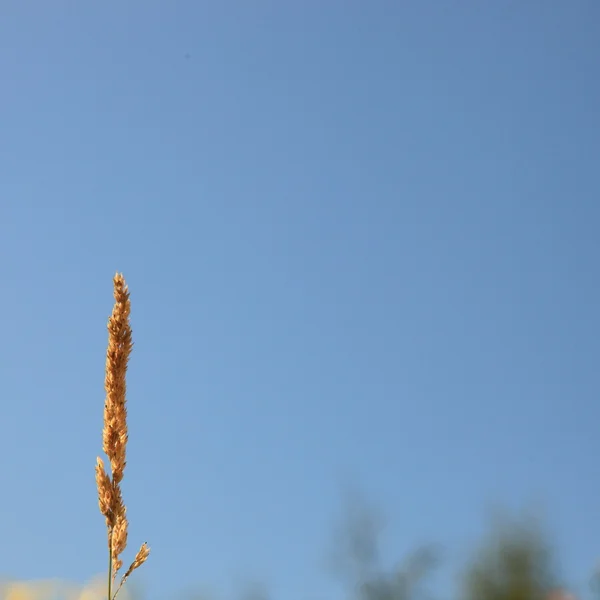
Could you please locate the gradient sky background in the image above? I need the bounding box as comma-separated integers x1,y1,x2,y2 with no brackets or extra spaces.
1,3,599,600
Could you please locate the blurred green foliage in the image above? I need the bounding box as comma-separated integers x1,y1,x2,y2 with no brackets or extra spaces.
461,514,559,600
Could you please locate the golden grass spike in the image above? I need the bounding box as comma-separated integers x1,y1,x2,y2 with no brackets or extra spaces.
96,273,149,600
95,458,112,525
113,543,151,600
103,273,132,485
112,510,129,568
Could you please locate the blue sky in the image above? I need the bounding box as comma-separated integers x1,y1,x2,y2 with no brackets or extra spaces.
1,3,599,600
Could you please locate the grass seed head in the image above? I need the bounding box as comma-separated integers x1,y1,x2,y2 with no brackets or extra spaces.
102,273,132,485
95,273,149,599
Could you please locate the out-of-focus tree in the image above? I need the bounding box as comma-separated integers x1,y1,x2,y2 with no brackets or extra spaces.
328,490,439,600
358,546,439,600
328,490,385,586
461,512,560,600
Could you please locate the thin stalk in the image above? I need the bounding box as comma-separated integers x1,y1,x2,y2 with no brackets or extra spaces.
108,530,113,600
113,573,125,600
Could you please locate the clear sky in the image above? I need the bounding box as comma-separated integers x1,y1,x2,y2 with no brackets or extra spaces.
1,3,599,600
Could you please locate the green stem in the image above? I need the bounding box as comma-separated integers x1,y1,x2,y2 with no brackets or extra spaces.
108,530,113,600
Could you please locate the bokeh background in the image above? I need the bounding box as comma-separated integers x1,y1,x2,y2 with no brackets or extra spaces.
1,3,598,600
